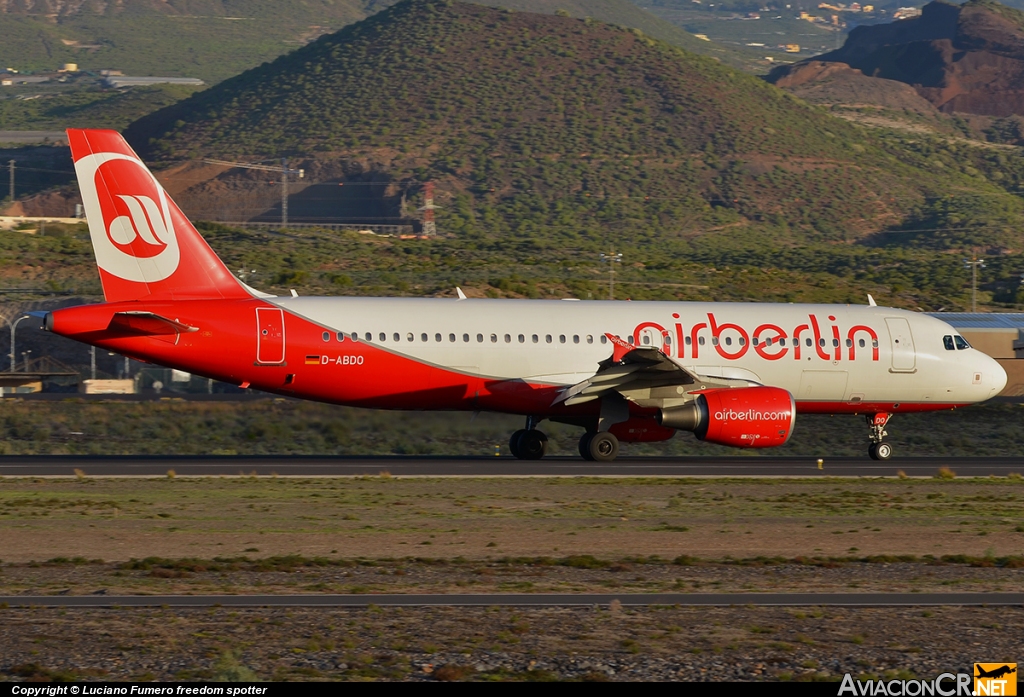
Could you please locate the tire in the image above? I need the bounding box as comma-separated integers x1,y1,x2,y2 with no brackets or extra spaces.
868,443,878,460
509,429,528,459
875,442,893,460
587,431,619,462
578,432,595,461
518,429,548,460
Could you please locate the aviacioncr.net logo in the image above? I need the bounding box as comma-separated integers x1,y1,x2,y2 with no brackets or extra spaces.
74,152,180,283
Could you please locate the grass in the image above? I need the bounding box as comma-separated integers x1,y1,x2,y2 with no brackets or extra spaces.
0,476,1021,564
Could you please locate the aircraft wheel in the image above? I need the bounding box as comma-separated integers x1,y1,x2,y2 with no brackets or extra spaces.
509,429,528,459
868,442,893,461
578,432,595,461
518,429,548,460
587,431,619,462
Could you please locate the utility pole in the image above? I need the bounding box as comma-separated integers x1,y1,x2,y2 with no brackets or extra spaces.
7,314,28,372
7,160,13,203
90,345,96,380
600,252,623,300
203,158,303,227
964,255,986,312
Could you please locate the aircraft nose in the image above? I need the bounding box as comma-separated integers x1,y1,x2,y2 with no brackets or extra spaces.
978,353,1007,398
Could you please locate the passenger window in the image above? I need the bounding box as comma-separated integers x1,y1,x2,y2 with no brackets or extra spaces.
859,339,865,348
600,335,607,344
845,339,852,348
379,332,386,342
587,335,594,344
698,337,705,346
546,335,552,344
322,331,330,342
505,334,511,343
352,332,360,342
394,333,400,342
943,335,954,351
832,339,839,347
435,333,442,342
364,332,371,341
954,335,970,350
477,334,483,343
519,334,525,343
818,338,825,347
421,333,428,342
573,335,580,344
449,333,456,343
463,333,470,343
805,338,812,347
491,334,498,343
711,337,719,346
779,338,786,346
872,340,879,348
665,335,672,345
642,335,650,345
738,337,745,346
408,333,414,342
685,336,692,346
724,337,732,346
559,335,566,344
532,334,539,343
337,332,345,342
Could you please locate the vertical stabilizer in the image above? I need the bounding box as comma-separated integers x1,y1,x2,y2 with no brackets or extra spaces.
68,129,249,302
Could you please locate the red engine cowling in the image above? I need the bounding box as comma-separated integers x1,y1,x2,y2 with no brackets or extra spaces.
659,386,795,448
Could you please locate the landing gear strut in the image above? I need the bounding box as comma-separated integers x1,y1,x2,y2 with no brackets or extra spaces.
509,416,547,460
867,413,893,460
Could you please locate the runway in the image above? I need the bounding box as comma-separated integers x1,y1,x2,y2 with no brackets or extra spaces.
1,593,1022,608
0,454,1022,477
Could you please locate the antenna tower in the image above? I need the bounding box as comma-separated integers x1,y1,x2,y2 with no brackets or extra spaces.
420,182,437,237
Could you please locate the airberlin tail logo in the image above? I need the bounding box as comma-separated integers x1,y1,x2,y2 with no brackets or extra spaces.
75,151,180,283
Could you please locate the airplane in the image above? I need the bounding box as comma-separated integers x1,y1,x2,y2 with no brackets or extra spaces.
41,129,1007,462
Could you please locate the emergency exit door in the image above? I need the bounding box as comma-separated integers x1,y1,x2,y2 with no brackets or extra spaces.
256,307,286,364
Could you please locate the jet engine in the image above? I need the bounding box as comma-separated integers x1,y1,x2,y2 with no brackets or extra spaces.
657,386,795,448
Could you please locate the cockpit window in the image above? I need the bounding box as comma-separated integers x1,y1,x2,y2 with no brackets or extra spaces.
943,335,955,351
954,335,971,350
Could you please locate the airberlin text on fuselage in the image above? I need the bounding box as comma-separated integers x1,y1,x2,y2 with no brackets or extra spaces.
633,312,881,363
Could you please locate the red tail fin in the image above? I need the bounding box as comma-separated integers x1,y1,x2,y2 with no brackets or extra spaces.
68,129,249,302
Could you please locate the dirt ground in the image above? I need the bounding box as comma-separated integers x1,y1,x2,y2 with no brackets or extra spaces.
0,476,1021,563
1,475,1021,682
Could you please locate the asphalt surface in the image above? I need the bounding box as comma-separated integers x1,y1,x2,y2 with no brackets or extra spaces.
1,593,1022,608
0,455,1022,477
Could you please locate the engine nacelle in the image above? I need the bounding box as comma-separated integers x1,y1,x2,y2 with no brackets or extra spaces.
658,386,795,448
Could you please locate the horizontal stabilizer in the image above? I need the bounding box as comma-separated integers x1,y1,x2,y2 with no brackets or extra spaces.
108,311,199,336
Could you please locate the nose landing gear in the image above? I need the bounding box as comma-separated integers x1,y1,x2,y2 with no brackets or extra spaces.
867,413,892,460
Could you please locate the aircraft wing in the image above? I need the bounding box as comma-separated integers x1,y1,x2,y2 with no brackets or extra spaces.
552,333,701,406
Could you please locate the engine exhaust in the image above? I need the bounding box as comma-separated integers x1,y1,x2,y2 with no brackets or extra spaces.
657,397,708,436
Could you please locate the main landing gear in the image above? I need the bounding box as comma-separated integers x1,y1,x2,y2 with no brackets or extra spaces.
867,413,893,461
578,431,619,462
509,416,548,460
508,417,621,462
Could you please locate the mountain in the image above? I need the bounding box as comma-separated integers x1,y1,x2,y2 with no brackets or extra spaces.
768,0,1024,116
123,0,1024,249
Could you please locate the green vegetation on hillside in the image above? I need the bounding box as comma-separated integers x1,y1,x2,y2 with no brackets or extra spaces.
126,0,1024,252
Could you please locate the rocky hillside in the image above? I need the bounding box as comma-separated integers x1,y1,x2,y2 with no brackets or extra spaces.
769,0,1024,116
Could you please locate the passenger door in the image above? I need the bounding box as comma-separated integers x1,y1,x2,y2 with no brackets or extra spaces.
885,317,916,372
